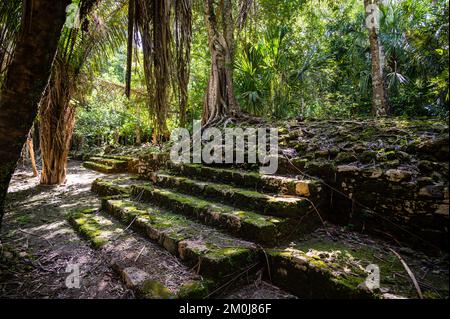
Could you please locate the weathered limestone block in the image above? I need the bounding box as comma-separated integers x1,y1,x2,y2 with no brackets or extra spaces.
385,169,412,183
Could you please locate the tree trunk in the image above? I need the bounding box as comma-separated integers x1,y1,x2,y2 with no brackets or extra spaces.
364,0,387,116
0,0,70,225
175,0,192,128
27,137,38,177
125,0,135,98
202,0,240,126
135,102,142,145
39,58,76,185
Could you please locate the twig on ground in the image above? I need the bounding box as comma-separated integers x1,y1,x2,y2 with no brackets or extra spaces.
134,246,145,262
256,244,272,282
389,248,423,299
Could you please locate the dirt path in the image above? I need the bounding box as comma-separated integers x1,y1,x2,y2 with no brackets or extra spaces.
0,161,132,298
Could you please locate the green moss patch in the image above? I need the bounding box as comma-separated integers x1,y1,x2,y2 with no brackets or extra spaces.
89,156,127,166
177,280,215,299
68,207,122,248
91,178,131,197
83,161,116,174
137,280,175,299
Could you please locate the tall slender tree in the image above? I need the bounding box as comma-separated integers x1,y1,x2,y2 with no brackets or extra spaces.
364,0,387,116
125,0,135,99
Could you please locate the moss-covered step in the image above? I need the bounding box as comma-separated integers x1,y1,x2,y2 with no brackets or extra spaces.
168,163,322,198
102,198,258,278
68,207,216,299
266,232,448,299
100,155,135,161
151,172,321,220
266,246,378,299
83,161,119,174
89,156,128,169
68,207,124,248
113,262,215,299
92,176,146,197
89,155,139,173
130,184,291,246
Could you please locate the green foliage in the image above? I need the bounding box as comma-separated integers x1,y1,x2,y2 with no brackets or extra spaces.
232,0,448,118
68,0,449,148
74,50,153,146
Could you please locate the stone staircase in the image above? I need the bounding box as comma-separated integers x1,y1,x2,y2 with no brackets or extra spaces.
74,154,445,299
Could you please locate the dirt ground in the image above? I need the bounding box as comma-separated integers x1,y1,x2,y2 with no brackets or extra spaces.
0,161,133,298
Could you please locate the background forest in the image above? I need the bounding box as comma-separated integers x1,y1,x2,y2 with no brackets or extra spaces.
0,0,448,178
68,0,449,147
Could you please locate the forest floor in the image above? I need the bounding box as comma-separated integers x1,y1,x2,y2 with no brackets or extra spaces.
0,161,294,299
0,161,131,298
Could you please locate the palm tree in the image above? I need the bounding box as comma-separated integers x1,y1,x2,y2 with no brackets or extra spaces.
39,0,127,185
0,0,22,84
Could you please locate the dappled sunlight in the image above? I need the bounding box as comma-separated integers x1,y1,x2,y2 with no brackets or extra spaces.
0,0,447,302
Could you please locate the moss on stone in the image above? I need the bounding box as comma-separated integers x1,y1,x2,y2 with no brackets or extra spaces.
83,161,115,173
177,280,214,299
138,280,175,299
103,198,257,278
69,208,118,249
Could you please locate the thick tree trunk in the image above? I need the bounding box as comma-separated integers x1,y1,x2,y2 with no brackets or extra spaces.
202,0,240,126
39,59,76,185
0,0,70,225
364,0,387,116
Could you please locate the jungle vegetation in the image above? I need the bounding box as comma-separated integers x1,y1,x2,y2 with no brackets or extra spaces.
0,0,448,224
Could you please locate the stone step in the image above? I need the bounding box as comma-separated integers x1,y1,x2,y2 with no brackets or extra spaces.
152,172,319,219
92,176,146,197
266,247,376,299
265,232,419,299
68,207,122,248
131,184,292,246
102,198,258,279
83,161,117,174
68,207,214,299
168,163,323,198
89,156,128,169
100,155,135,161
